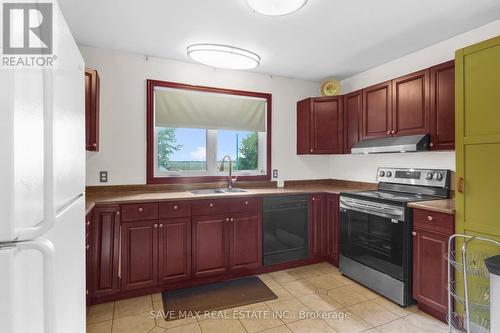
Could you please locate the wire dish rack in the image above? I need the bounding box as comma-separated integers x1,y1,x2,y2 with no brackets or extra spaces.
446,234,500,333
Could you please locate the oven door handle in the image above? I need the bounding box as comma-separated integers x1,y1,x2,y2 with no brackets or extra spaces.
340,201,404,221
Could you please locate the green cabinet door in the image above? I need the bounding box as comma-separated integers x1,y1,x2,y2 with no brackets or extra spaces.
456,35,500,237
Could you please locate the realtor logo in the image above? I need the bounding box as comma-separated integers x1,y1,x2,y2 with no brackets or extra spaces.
2,2,53,54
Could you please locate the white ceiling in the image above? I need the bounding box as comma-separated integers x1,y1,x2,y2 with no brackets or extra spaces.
59,0,500,82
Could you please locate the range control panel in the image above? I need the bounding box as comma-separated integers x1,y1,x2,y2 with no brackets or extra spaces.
376,167,450,188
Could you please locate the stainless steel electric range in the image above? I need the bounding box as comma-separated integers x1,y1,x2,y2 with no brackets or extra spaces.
339,167,451,306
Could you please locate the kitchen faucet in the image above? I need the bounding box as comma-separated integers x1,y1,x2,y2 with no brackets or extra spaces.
219,155,237,190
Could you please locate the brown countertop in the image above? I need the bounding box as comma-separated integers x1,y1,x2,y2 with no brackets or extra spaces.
85,180,377,215
408,199,455,215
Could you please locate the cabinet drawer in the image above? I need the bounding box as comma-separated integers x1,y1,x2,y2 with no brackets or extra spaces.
229,197,261,213
414,208,454,235
192,199,230,216
121,203,158,222
159,201,191,218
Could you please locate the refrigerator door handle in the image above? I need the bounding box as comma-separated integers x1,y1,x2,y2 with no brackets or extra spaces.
16,238,56,333
15,70,56,241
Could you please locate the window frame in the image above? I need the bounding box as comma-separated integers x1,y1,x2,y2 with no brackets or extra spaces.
146,79,272,184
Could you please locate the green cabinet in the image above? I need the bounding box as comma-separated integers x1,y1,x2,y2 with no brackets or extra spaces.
455,35,500,237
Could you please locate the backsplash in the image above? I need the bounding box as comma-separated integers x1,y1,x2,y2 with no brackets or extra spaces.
329,151,455,183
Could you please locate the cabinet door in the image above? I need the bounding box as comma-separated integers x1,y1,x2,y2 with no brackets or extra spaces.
85,68,99,151
326,194,339,266
91,206,120,298
412,228,449,320
310,97,343,154
343,91,362,153
310,194,326,258
392,69,430,137
228,213,262,272
121,221,158,291
192,215,228,278
85,211,93,305
158,218,191,283
430,61,455,150
362,81,392,140
297,98,312,154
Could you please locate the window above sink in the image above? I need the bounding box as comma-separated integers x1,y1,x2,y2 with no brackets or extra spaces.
147,80,272,184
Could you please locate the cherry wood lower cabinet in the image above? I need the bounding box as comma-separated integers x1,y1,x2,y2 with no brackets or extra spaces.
158,218,191,283
85,211,93,305
91,205,121,298
325,194,340,266
120,221,158,291
412,208,454,322
192,214,229,278
310,194,327,258
228,213,262,272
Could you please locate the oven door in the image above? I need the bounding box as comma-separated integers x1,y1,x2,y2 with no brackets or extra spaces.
339,196,408,281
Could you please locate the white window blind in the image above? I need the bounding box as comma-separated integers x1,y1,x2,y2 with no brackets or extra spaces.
154,87,266,132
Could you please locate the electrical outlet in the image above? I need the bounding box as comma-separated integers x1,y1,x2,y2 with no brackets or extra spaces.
100,171,108,183
272,169,278,178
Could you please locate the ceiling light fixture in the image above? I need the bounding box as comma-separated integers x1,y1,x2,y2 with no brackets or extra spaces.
247,0,308,16
187,44,260,70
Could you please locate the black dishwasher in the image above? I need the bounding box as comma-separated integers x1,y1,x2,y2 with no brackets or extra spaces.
263,195,309,266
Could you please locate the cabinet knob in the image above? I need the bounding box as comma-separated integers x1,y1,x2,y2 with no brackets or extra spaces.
92,143,97,148
391,130,396,135
86,221,90,226
209,203,214,207
138,207,143,212
429,142,434,148
312,197,315,201
86,289,89,295
159,224,163,228
230,218,234,222
427,216,433,221
154,224,158,228
387,130,391,135
310,149,313,153
173,205,178,210
226,217,230,222
244,201,248,205
86,245,90,250
412,231,417,237
116,211,120,216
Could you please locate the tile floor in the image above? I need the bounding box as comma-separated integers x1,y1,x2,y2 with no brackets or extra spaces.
86,262,449,333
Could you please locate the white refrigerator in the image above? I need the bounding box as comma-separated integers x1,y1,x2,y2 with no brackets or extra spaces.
0,1,86,332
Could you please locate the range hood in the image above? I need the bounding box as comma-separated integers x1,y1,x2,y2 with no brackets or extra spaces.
351,134,430,154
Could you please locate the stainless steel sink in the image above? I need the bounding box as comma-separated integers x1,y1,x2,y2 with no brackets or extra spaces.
189,188,248,195
223,188,248,193
189,189,226,195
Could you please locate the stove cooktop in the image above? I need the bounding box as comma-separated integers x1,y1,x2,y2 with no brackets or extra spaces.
342,190,438,204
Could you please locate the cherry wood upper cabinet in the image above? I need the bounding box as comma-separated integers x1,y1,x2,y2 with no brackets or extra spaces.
120,221,158,291
325,194,340,266
91,205,120,298
362,81,392,140
192,215,228,278
392,69,430,137
343,90,362,153
297,97,343,154
430,61,455,150
85,68,100,151
310,193,326,258
228,212,262,272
